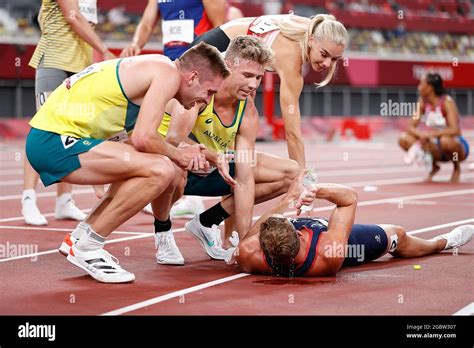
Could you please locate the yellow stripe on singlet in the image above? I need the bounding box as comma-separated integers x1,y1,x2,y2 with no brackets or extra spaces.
29,0,93,73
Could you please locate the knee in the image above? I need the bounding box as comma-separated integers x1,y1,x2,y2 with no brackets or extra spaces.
398,132,412,150
439,136,457,153
392,225,407,246
148,157,175,185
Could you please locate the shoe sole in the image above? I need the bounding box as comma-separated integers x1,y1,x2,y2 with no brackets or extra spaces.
184,222,224,260
156,259,185,266
58,242,69,256
66,253,135,283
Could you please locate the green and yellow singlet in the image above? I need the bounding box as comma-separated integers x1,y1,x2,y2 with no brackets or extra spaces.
158,95,247,153
29,59,140,140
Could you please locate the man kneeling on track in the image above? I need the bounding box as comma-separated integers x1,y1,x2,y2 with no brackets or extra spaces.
226,172,473,277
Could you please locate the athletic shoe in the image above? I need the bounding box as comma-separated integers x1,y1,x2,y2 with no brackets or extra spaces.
404,142,423,164
170,196,205,219
67,246,135,283
143,203,153,215
154,230,184,265
432,225,474,250
55,195,86,221
185,216,226,260
58,233,77,256
22,196,48,226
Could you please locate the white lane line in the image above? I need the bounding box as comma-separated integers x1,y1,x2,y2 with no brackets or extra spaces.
0,225,150,235
452,302,474,316
0,230,173,263
407,219,474,235
101,218,474,316
1,189,473,262
101,273,251,316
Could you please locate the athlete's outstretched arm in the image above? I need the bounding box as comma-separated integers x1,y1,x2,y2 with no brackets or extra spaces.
121,0,159,57
233,102,259,237
202,0,227,27
274,55,306,168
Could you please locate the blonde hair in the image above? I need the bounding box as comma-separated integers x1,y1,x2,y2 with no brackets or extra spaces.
277,14,348,87
225,35,275,69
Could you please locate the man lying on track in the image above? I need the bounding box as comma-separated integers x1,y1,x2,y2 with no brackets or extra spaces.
228,172,473,277
28,43,230,283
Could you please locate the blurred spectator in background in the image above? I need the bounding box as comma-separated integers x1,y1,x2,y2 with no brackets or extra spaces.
399,73,470,182
22,0,115,226
120,0,227,60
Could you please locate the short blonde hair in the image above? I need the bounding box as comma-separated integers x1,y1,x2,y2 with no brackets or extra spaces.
225,35,275,69
278,14,348,87
179,42,231,80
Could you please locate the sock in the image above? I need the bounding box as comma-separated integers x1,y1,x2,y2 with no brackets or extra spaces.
71,221,91,240
56,193,72,206
75,227,105,252
22,189,37,203
154,218,172,233
199,203,230,228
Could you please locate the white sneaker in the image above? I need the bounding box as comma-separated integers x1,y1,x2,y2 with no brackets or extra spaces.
154,230,184,265
143,203,153,215
404,142,423,164
67,246,135,283
432,225,474,250
185,216,226,260
22,196,48,226
55,196,86,221
170,196,205,219
59,233,77,256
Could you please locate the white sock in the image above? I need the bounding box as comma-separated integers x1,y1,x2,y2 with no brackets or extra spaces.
22,189,37,203
75,227,105,252
71,221,91,240
56,193,72,206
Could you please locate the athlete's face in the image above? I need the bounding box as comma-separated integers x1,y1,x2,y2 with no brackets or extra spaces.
417,77,432,98
308,37,344,73
182,72,223,109
226,58,265,100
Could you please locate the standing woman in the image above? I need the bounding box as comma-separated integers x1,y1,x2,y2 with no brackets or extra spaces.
191,13,348,168
23,0,116,225
399,73,469,182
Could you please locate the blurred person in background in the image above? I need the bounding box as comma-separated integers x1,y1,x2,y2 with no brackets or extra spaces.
399,73,470,182
22,0,116,226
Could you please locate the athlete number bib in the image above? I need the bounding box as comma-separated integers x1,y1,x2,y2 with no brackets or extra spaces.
162,19,194,45
78,0,98,24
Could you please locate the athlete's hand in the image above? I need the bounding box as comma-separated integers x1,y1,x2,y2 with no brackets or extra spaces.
175,142,208,171
120,43,141,57
216,152,237,186
286,170,305,201
92,185,106,199
295,186,318,216
102,50,117,61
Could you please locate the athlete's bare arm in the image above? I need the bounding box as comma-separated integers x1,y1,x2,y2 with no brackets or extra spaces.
273,40,306,167
233,100,259,237
57,0,115,60
311,185,358,276
120,0,158,57
202,0,227,27
165,100,235,184
119,57,202,169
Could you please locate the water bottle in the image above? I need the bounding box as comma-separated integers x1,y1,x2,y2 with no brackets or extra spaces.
300,167,318,216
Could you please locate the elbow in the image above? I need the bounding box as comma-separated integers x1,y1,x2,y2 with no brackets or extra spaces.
131,133,151,152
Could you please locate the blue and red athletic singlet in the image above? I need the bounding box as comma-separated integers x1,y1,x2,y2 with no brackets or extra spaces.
158,0,212,59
